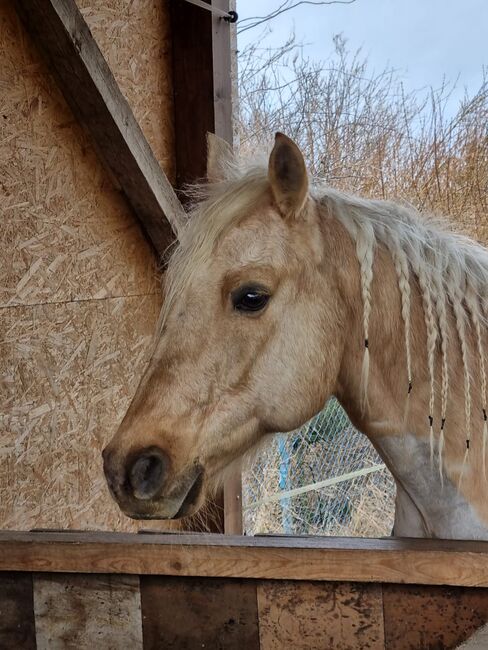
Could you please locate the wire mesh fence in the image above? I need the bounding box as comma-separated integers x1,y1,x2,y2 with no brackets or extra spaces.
242,398,396,537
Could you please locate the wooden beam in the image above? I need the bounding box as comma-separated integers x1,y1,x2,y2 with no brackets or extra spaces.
2,531,488,587
224,471,243,535
170,0,233,187
171,0,213,190
214,0,243,535
14,0,185,256
170,0,242,534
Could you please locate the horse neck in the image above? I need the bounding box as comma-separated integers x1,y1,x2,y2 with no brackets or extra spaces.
328,224,488,539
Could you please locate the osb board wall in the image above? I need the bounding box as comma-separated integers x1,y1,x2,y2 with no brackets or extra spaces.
2,573,488,649
0,1,176,531
78,0,175,182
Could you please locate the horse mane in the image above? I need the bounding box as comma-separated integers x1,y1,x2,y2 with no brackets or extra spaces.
163,159,488,481
317,185,488,481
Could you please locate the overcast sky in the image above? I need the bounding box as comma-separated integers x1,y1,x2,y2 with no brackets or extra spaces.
237,0,487,107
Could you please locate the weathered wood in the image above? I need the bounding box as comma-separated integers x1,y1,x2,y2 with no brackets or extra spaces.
257,580,385,650
170,0,233,185
171,0,214,190
14,0,185,255
170,0,241,534
0,572,36,650
224,470,243,535
211,0,234,144
211,0,243,535
140,576,259,649
33,573,143,649
382,583,488,650
2,531,488,587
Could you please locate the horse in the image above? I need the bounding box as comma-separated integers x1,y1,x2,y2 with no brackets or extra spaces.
103,132,488,540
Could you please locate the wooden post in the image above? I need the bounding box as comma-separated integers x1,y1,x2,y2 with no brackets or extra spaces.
171,0,242,534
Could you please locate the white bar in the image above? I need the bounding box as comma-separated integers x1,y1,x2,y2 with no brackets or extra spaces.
245,463,387,510
182,0,231,20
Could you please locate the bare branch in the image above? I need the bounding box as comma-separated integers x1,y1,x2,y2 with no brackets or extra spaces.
238,0,358,34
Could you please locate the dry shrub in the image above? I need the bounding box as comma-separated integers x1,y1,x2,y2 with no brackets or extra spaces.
239,36,487,537
238,35,488,240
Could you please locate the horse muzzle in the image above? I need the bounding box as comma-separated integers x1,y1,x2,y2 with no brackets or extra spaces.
102,445,204,519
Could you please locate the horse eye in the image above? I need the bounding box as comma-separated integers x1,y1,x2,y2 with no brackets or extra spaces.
232,286,270,313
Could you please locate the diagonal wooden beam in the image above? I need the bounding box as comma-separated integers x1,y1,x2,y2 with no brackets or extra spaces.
15,0,185,256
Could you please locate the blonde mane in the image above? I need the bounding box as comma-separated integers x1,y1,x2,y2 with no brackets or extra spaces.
162,159,488,480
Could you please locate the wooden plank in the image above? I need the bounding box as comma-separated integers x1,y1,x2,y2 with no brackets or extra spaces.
210,0,243,535
170,0,214,190
33,573,143,649
224,470,243,535
211,0,234,144
170,0,234,189
77,0,177,182
14,0,185,255
2,531,488,587
140,576,259,649
0,572,36,650
383,583,488,650
257,580,384,650
0,0,162,309
170,0,241,534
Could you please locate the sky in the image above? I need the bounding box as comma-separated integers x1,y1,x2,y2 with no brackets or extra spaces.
237,0,487,108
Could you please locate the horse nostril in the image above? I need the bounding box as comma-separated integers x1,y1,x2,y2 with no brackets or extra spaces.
128,448,168,500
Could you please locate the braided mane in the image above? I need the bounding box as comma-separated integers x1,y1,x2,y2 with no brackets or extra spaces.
318,186,488,480
163,160,488,479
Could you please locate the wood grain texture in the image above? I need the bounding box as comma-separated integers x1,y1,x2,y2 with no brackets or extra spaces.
0,1,181,533
0,572,36,650
14,0,184,251
170,0,238,535
170,0,214,191
78,0,176,183
224,469,243,535
2,531,488,587
383,583,488,650
257,580,384,650
0,0,161,308
0,295,168,532
34,573,143,650
140,576,259,649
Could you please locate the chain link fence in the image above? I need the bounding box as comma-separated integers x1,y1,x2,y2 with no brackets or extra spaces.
242,398,396,537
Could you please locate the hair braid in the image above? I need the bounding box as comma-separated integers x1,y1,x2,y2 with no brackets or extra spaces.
466,286,488,480
355,223,375,414
418,265,438,465
390,239,413,426
432,260,449,486
447,270,472,488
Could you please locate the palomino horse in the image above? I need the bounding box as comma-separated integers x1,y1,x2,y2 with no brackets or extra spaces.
103,133,488,540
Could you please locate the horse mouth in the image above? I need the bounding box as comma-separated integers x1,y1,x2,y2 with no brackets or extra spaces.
174,470,204,518
125,466,204,520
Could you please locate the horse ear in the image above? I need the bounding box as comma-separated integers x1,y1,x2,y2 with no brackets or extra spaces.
207,132,233,183
268,132,308,217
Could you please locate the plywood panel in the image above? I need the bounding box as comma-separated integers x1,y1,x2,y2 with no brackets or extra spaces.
0,1,161,308
140,576,260,649
79,0,175,182
0,294,165,531
383,584,488,650
34,573,142,649
257,580,385,650
0,572,36,650
0,0,182,532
